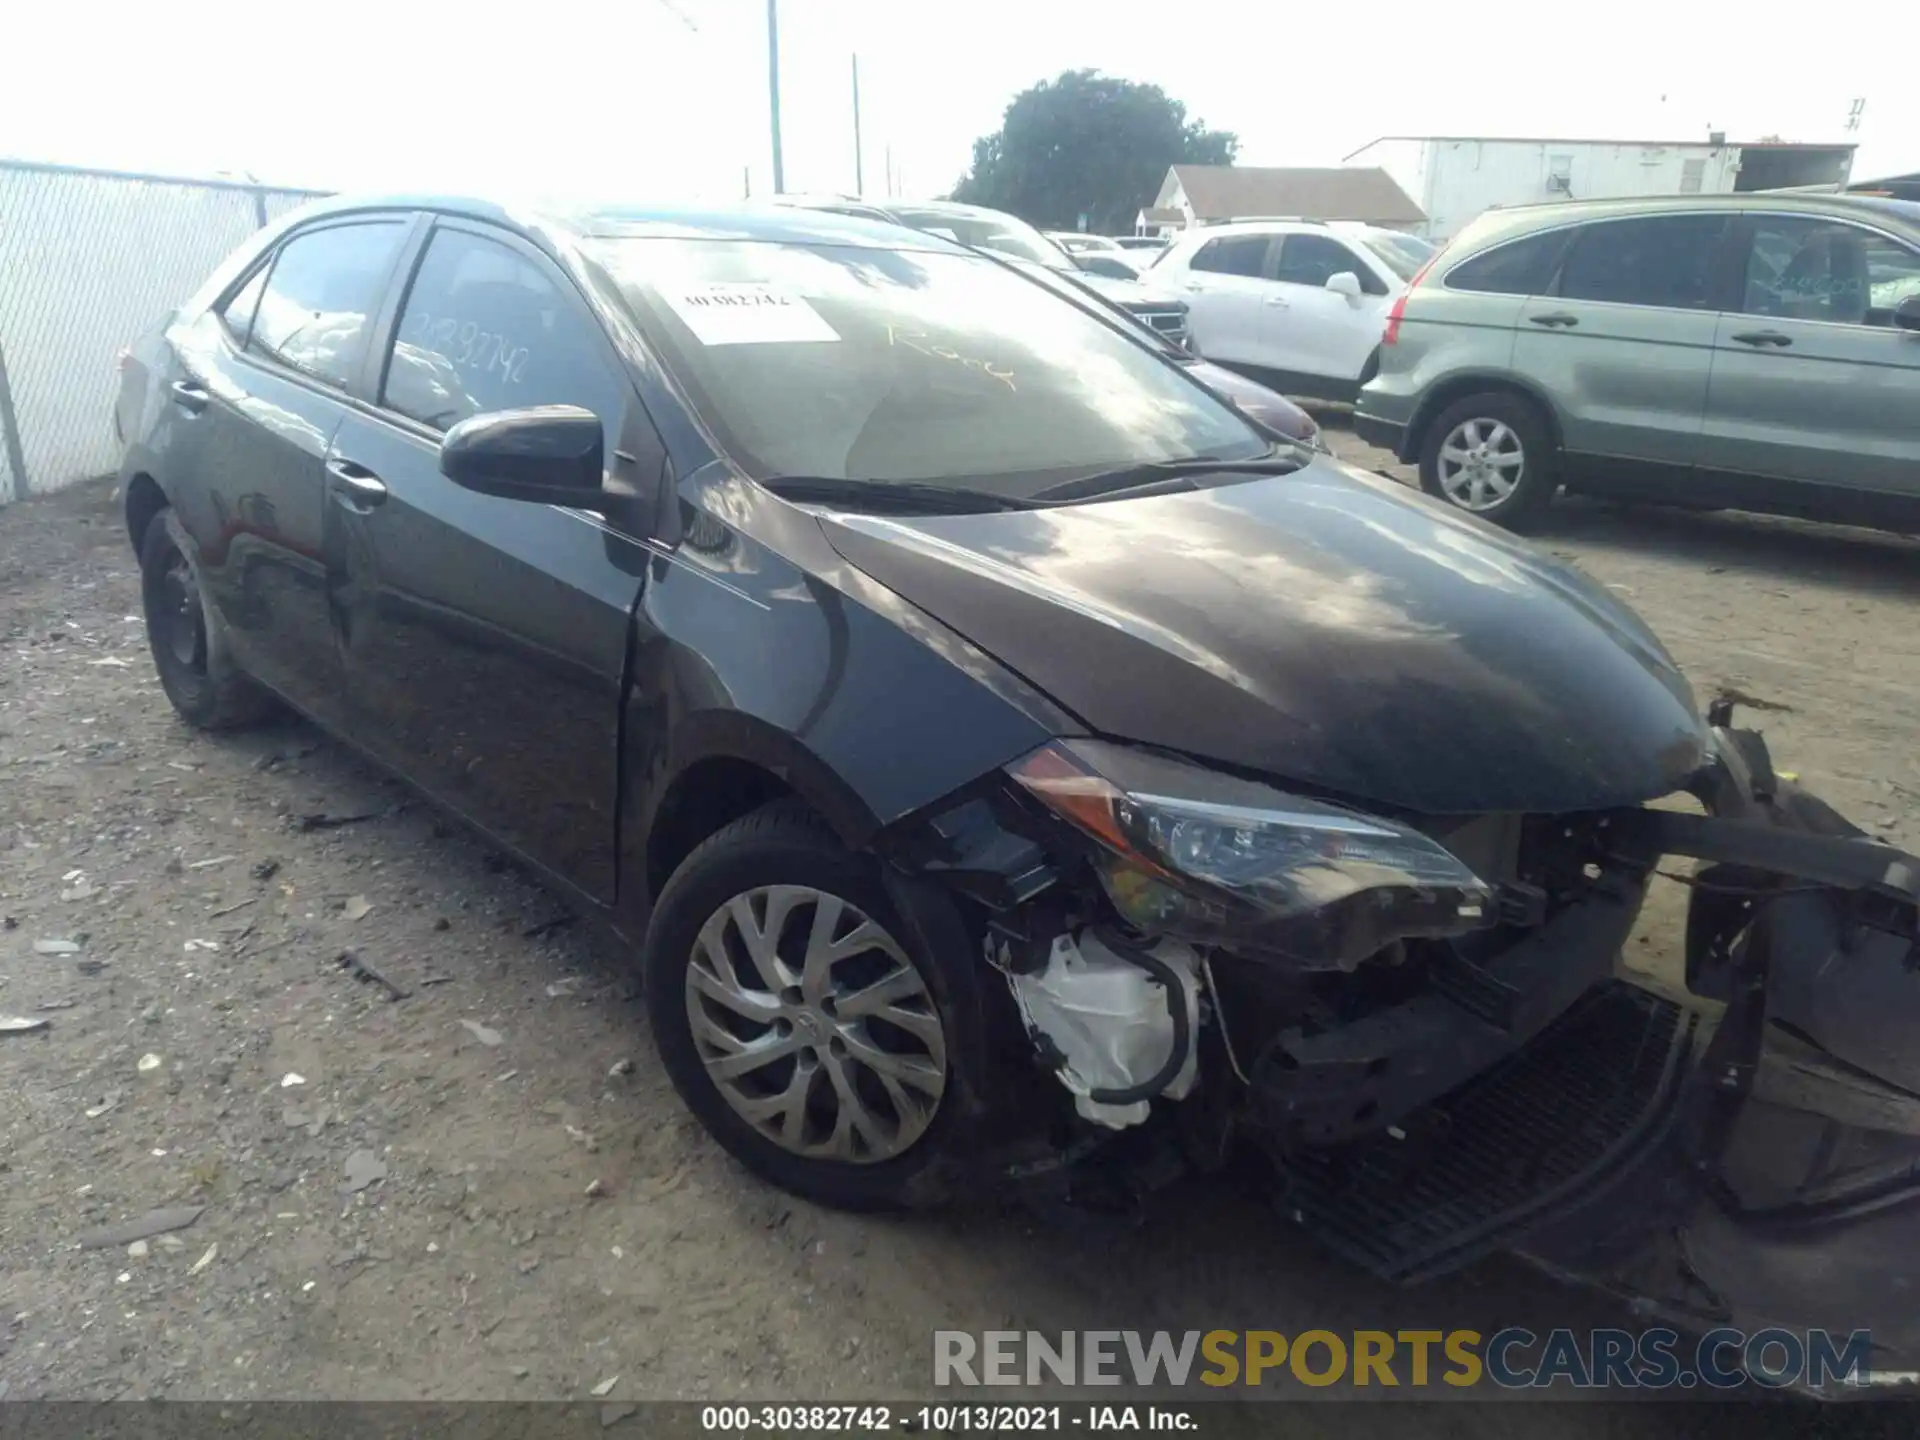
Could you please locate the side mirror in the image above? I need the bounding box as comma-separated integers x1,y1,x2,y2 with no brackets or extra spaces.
1896,294,1920,333
1326,271,1364,300
440,406,606,509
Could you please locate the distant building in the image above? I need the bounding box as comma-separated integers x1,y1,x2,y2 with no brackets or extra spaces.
1134,205,1186,238
1149,165,1425,232
1341,135,1858,241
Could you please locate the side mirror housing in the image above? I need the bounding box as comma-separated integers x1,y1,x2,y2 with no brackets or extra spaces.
1326,270,1364,300
440,406,606,509
1895,294,1920,333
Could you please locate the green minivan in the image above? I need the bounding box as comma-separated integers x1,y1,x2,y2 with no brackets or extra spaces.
1355,193,1920,532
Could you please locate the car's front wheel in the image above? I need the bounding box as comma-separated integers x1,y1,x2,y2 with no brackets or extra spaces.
644,801,983,1210
138,509,275,730
1419,392,1557,532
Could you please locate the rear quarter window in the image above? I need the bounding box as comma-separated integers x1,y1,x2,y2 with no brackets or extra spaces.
1553,214,1731,309
1443,228,1574,295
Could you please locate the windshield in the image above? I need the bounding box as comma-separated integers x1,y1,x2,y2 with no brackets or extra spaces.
1357,228,1437,280
887,207,1075,271
595,238,1267,496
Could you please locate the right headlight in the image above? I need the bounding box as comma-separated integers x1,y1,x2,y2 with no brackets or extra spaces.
1009,740,1493,970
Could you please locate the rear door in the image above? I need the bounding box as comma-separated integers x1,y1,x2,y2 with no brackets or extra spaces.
1510,212,1734,476
324,219,662,900
1264,232,1394,382
166,216,413,731
1701,212,1920,496
1165,233,1277,365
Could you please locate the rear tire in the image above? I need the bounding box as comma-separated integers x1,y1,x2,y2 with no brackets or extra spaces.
138,509,275,730
1419,391,1558,532
644,800,989,1211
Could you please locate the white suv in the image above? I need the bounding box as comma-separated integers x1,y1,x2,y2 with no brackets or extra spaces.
1150,221,1436,400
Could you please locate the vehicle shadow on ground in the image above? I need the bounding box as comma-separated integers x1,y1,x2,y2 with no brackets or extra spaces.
1536,499,1920,603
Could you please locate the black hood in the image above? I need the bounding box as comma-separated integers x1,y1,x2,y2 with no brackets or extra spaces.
818,461,1709,815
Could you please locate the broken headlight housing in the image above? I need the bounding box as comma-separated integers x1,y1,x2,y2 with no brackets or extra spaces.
1009,740,1494,969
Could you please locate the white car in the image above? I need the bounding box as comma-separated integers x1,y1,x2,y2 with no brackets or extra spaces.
1046,231,1127,255
1152,221,1436,400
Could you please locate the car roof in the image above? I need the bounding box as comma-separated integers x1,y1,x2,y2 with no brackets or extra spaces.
1169,218,1331,240
1452,190,1920,246
278,192,964,252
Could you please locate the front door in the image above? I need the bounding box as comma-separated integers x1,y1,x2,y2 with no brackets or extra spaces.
1509,212,1734,476
1263,233,1394,383
1169,234,1278,366
325,220,662,901
1701,212,1920,496
171,217,413,731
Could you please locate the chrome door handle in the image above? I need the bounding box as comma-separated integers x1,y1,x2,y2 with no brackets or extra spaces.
1528,313,1579,328
1730,330,1793,348
325,458,389,508
169,380,209,414
1264,296,1290,308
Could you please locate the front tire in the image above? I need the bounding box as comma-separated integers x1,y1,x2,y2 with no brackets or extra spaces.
644,801,981,1210
138,509,274,730
1419,391,1558,532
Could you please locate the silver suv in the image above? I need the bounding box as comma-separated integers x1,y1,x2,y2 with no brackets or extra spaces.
1355,193,1920,532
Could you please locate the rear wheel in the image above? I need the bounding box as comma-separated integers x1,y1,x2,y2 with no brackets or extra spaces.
138,509,274,729
1419,391,1557,532
644,801,984,1210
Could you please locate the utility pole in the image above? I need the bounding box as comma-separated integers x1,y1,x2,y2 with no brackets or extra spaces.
766,0,785,194
884,144,893,198
851,55,864,195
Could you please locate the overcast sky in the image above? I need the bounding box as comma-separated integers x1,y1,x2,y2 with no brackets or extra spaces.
3,0,1911,205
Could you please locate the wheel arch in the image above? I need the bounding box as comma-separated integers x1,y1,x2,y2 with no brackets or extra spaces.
1405,372,1565,464
123,472,169,552
629,711,885,915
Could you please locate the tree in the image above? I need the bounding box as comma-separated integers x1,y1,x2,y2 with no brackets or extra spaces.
949,70,1238,233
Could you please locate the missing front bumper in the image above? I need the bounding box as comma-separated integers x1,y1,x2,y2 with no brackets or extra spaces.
1261,723,1920,1381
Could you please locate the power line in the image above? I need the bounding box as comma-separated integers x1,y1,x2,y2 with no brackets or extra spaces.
652,0,699,30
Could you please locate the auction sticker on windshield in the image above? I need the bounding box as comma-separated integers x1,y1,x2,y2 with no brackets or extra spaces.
665,283,840,346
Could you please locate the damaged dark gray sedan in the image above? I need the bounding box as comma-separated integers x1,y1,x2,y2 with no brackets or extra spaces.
116,196,1920,1388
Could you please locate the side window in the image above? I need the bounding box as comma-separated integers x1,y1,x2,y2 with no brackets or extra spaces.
383,227,627,433
1189,236,1270,278
1740,217,1920,327
1444,229,1573,296
1555,214,1731,310
219,265,268,344
1275,234,1380,293
250,221,408,388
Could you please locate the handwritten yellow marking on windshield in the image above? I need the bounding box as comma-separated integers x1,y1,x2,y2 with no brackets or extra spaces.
886,326,1017,391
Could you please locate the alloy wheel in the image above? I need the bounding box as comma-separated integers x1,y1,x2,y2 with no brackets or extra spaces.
158,550,208,671
1437,417,1526,511
684,885,948,1164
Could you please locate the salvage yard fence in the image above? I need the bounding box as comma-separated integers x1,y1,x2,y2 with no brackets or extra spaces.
0,159,330,504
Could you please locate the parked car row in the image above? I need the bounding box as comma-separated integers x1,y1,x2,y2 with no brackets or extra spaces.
111,190,1920,1381
774,196,1324,449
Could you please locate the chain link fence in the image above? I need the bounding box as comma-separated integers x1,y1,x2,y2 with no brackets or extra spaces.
0,159,329,504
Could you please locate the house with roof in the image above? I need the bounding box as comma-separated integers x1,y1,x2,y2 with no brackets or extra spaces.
1342,134,1858,241
1141,166,1425,237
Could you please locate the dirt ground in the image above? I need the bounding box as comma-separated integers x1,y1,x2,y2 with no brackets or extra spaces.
3,430,1919,1428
